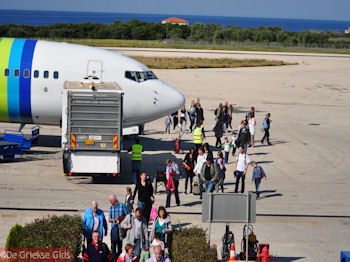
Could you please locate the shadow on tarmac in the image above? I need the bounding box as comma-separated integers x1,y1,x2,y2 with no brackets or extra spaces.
273,257,305,262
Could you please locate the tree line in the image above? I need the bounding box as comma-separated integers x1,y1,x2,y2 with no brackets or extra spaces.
1,20,349,45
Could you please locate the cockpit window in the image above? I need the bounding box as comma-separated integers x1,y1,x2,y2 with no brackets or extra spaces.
125,71,137,82
125,71,158,82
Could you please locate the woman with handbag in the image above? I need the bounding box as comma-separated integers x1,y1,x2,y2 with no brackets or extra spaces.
149,206,173,252
182,147,196,194
133,173,155,225
215,151,226,193
165,159,181,208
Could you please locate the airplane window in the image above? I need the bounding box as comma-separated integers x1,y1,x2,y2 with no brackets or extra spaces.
136,72,147,82
125,71,137,82
34,70,39,78
53,71,59,79
14,69,20,77
4,69,9,77
125,71,158,83
146,71,157,80
44,71,49,79
23,69,30,78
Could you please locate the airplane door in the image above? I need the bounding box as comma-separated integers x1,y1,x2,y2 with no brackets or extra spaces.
87,60,103,81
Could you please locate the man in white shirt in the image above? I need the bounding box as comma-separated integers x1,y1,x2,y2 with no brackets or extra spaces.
193,148,207,199
234,147,251,193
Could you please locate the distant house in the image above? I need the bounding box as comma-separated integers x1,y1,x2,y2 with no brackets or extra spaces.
345,27,350,34
162,17,189,26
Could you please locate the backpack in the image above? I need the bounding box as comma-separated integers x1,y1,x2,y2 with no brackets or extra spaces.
262,118,269,129
258,166,266,179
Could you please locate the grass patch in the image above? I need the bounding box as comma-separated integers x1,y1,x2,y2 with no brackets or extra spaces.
35,38,350,55
129,56,295,69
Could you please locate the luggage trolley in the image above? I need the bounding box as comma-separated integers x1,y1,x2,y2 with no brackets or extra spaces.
153,170,167,194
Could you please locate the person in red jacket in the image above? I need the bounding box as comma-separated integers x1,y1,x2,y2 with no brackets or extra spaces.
83,231,113,262
117,243,139,262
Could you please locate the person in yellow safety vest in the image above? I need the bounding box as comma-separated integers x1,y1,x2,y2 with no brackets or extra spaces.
193,120,205,151
129,137,143,184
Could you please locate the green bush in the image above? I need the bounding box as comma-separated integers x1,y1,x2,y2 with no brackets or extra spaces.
171,226,218,262
5,215,82,261
5,224,24,249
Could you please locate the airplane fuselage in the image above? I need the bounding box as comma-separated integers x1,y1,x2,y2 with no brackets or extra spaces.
0,38,185,126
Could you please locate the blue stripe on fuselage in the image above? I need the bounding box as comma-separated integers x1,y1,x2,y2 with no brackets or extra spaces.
19,39,37,123
8,38,25,122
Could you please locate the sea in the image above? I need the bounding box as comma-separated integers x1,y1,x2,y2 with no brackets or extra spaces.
0,9,349,32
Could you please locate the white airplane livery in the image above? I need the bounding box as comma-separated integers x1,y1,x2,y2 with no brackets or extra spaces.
0,38,185,126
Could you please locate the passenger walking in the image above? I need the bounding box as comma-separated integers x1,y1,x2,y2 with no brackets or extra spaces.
171,111,178,130
261,113,272,145
117,244,138,262
215,152,226,193
146,246,171,262
120,208,149,258
129,138,143,184
164,115,172,134
213,121,224,148
220,137,231,163
200,156,219,193
203,143,213,160
222,102,229,131
149,206,173,249
108,194,129,261
227,104,234,130
195,103,204,124
133,173,154,225
182,148,196,194
83,230,113,262
150,233,165,251
193,120,205,151
248,111,256,147
188,100,197,132
246,106,255,122
234,147,251,193
231,132,238,157
250,161,267,198
236,120,250,152
165,160,181,207
179,106,187,132
82,201,108,243
193,148,207,199
125,187,134,214
214,103,224,122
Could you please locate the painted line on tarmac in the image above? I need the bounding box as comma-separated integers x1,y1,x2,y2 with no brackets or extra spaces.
0,214,319,225
0,207,349,219
0,207,79,212
170,216,319,225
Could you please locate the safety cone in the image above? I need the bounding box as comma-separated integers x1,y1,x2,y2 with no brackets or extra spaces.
227,242,237,261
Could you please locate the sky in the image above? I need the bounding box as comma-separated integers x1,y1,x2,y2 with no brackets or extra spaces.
1,0,350,21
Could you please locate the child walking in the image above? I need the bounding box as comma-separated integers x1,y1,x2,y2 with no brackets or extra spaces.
165,115,172,134
251,161,267,198
231,132,238,157
220,137,231,163
125,187,134,213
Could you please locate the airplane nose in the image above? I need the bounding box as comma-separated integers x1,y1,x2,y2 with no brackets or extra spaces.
162,84,185,113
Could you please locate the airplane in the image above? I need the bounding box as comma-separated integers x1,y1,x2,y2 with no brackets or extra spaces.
0,38,185,129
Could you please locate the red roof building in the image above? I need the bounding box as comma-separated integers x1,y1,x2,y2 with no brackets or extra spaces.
162,17,189,25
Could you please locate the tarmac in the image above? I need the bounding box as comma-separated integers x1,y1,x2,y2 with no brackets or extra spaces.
1,48,350,261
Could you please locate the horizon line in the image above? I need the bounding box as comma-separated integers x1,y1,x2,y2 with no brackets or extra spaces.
1,8,350,23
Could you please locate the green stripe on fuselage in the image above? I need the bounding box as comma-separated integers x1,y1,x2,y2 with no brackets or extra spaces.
0,38,15,122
